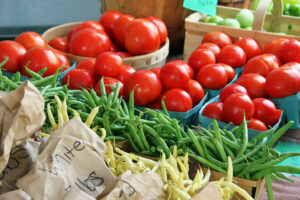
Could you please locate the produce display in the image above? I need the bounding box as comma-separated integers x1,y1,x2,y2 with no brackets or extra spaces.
1,1,300,199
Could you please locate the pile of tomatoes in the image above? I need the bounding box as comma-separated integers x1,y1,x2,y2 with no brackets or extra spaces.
0,32,70,76
49,10,167,58
198,31,300,130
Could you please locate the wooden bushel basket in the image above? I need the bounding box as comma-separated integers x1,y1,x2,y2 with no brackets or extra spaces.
100,0,192,55
183,0,300,61
42,22,169,70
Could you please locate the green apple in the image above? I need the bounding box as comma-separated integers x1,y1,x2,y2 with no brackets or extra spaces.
208,16,224,24
221,18,241,28
202,16,211,23
244,27,252,30
236,9,254,28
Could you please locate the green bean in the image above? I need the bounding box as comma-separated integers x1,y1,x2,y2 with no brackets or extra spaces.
138,125,150,151
103,112,113,136
171,119,182,140
140,150,160,157
224,145,235,159
125,132,140,152
40,85,52,96
156,112,170,124
129,88,135,121
99,77,107,103
32,75,56,87
253,166,300,180
0,57,9,68
271,174,278,182
118,103,127,118
161,98,169,117
213,120,222,145
143,124,170,157
250,129,275,143
90,89,100,105
110,125,126,131
82,88,97,108
275,172,294,183
222,129,237,143
236,117,248,158
106,92,114,110
232,138,266,164
189,154,227,174
249,152,300,173
187,129,205,158
0,76,18,89
14,71,21,82
104,136,127,142
268,121,294,147
25,66,43,80
112,82,121,103
269,148,281,158
127,123,145,151
37,67,48,76
121,99,129,115
265,174,274,200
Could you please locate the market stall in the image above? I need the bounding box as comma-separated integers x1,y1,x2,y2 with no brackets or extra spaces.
0,0,300,199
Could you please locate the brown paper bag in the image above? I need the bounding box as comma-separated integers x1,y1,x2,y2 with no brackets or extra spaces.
100,171,166,200
192,183,222,200
0,81,45,174
0,138,41,193
0,189,31,200
17,118,117,200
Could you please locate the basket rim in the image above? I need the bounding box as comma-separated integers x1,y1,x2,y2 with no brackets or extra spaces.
42,21,170,63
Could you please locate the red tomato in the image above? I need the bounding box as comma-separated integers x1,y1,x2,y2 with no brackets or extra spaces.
69,29,111,57
236,73,266,99
124,70,162,106
188,49,216,73
52,49,70,67
196,43,221,57
279,40,300,63
219,83,248,102
281,62,300,73
185,79,205,106
124,18,160,55
262,38,289,58
222,93,254,125
147,97,163,110
113,14,135,47
202,102,224,121
147,16,168,45
115,51,132,58
62,69,95,90
15,31,47,50
162,89,193,112
265,67,300,98
235,37,261,60
248,118,268,131
94,77,124,96
110,41,121,52
0,40,26,73
217,44,246,68
170,60,194,78
95,52,123,77
150,67,161,78
202,31,232,48
253,98,282,126
99,10,123,37
196,64,228,90
219,63,236,82
76,58,96,77
67,27,77,42
75,20,104,34
242,54,279,77
160,60,191,89
21,47,59,77
115,65,136,83
48,37,69,53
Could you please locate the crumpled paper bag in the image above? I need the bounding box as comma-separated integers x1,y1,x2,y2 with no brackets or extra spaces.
0,138,40,193
192,183,222,200
100,171,166,200
17,118,117,200
0,189,31,200
0,81,45,175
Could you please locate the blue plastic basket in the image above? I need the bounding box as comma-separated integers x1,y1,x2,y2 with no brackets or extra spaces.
198,95,283,141
271,91,300,129
136,93,208,126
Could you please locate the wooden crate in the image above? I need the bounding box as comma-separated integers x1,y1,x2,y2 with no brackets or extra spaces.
183,0,300,61
100,0,192,55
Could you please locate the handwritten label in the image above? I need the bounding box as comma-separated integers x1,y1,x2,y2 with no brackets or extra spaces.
118,184,136,199
275,141,300,177
183,0,218,16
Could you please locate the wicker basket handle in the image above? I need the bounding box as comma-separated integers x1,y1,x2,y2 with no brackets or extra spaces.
252,0,283,31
